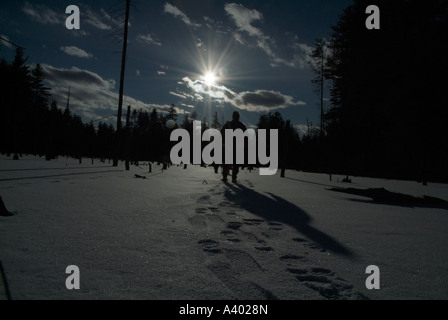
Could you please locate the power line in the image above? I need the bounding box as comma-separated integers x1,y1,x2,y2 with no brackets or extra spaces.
90,114,117,124
0,36,25,50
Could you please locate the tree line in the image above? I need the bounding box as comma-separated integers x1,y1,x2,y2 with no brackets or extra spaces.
0,48,104,162
308,0,448,182
0,48,309,169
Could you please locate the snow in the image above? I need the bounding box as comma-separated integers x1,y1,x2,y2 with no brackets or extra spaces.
1,155,447,300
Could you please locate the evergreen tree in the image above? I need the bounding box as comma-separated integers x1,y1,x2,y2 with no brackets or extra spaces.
181,114,191,130
211,111,221,129
167,104,178,122
324,0,448,180
31,63,51,108
309,38,329,135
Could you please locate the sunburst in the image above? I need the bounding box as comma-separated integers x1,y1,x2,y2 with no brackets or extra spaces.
202,72,217,85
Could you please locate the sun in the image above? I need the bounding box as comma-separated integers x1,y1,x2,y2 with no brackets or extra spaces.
202,72,217,85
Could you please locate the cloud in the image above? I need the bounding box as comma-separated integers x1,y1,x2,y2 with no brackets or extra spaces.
60,46,93,59
203,16,227,34
84,8,112,30
235,90,306,112
224,3,265,38
196,38,205,48
224,3,282,67
0,35,14,49
291,40,315,68
182,77,238,103
157,71,166,75
225,3,311,69
301,39,331,70
22,2,63,25
43,65,112,88
164,3,201,28
40,64,188,124
137,34,162,46
21,2,116,31
178,77,305,112
233,33,245,45
100,8,123,27
295,124,321,137
169,91,187,99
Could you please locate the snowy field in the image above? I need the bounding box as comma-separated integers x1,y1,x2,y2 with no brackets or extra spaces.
1,155,447,300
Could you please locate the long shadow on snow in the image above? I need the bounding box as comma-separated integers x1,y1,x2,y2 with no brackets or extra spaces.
224,182,354,257
0,169,123,182
0,165,115,173
328,187,448,210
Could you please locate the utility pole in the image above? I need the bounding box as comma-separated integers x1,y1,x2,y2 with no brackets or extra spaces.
114,0,131,167
66,87,71,110
320,46,324,136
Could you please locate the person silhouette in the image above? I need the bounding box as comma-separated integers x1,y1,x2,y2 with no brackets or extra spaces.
221,111,247,183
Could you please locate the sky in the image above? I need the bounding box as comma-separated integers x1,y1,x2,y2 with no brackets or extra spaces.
0,0,353,133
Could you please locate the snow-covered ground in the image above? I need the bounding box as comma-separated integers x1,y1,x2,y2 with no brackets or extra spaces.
1,155,447,300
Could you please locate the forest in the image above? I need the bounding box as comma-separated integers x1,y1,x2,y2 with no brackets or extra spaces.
1,0,447,182
0,47,305,173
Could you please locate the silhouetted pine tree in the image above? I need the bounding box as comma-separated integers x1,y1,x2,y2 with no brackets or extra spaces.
257,112,302,171
309,38,330,136
323,0,448,181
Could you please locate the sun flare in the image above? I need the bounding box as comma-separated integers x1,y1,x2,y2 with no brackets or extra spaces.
203,72,217,85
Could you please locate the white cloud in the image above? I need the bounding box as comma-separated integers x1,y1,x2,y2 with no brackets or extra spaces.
40,64,189,124
178,77,306,112
22,2,63,25
291,41,315,68
224,3,282,67
225,3,311,69
157,71,166,75
224,3,264,38
196,38,205,48
100,8,123,27
169,91,187,99
137,34,162,46
84,8,112,30
203,16,227,34
233,33,245,45
22,3,122,32
164,3,201,28
194,93,204,101
182,77,238,103
60,46,93,59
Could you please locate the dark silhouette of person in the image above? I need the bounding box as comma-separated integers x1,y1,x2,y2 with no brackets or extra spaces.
221,111,247,183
